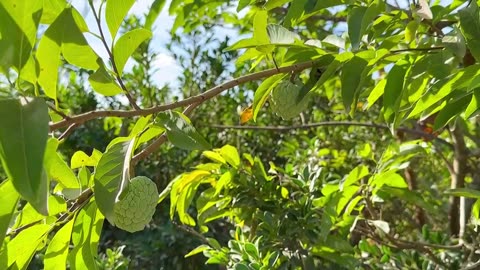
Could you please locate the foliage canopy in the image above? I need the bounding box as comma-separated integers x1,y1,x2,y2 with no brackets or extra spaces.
2,0,480,269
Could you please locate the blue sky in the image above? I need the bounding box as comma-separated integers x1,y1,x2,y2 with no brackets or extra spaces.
71,0,181,87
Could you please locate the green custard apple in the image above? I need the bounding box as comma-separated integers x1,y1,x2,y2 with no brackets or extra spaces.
270,80,310,120
114,176,159,233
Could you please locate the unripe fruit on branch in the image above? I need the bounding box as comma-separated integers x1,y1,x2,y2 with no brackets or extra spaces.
270,80,310,120
114,176,159,233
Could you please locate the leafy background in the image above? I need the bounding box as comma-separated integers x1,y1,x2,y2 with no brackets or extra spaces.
3,0,480,269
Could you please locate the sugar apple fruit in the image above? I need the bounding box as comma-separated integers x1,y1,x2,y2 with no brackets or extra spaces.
114,176,159,233
270,80,310,120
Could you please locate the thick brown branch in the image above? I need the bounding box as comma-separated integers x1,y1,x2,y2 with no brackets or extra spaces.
49,61,317,132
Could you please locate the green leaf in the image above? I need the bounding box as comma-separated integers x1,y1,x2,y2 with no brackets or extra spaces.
94,140,132,225
113,28,152,75
433,94,471,130
213,171,233,196
383,60,408,126
472,199,480,219
156,111,211,150
168,0,183,14
283,0,307,27
203,151,226,164
253,74,287,120
44,218,74,270
245,243,260,261
185,244,210,258
348,6,367,51
170,170,210,220
0,224,51,269
105,0,136,39
0,98,49,215
71,149,102,169
378,186,435,212
88,63,124,96
234,263,250,270
265,0,291,10
114,138,137,203
14,195,66,229
459,0,480,62
68,200,104,270
77,166,92,188
158,176,179,204
409,64,480,118
318,193,340,241
267,24,299,44
442,26,466,58
145,0,167,29
44,138,79,189
341,56,368,112
0,0,42,72
341,165,369,189
368,220,390,234
254,10,270,45
37,7,100,100
0,180,19,247
177,182,200,225
220,145,240,168
237,0,253,12
314,0,353,10
41,0,67,24
465,88,480,118
313,52,353,92
446,188,480,198
371,171,407,190
347,1,384,50
367,79,386,108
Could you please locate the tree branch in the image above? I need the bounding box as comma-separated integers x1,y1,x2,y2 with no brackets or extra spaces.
89,1,140,111
208,123,453,149
47,102,69,119
390,46,445,53
58,123,80,141
49,60,317,132
449,123,468,238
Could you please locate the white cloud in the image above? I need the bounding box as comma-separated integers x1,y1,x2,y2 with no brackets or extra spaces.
151,53,181,86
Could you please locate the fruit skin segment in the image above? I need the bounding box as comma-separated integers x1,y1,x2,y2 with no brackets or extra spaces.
114,176,159,233
270,80,310,120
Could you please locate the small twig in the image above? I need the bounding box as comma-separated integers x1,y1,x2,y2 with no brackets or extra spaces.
356,226,452,268
433,144,454,175
172,221,210,245
7,220,43,237
391,46,444,53
89,1,140,111
56,188,94,224
209,123,453,149
132,134,167,164
47,102,69,119
58,123,80,141
465,259,480,270
8,188,93,237
365,197,379,220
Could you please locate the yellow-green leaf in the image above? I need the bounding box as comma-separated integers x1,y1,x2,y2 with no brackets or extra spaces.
113,28,152,76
